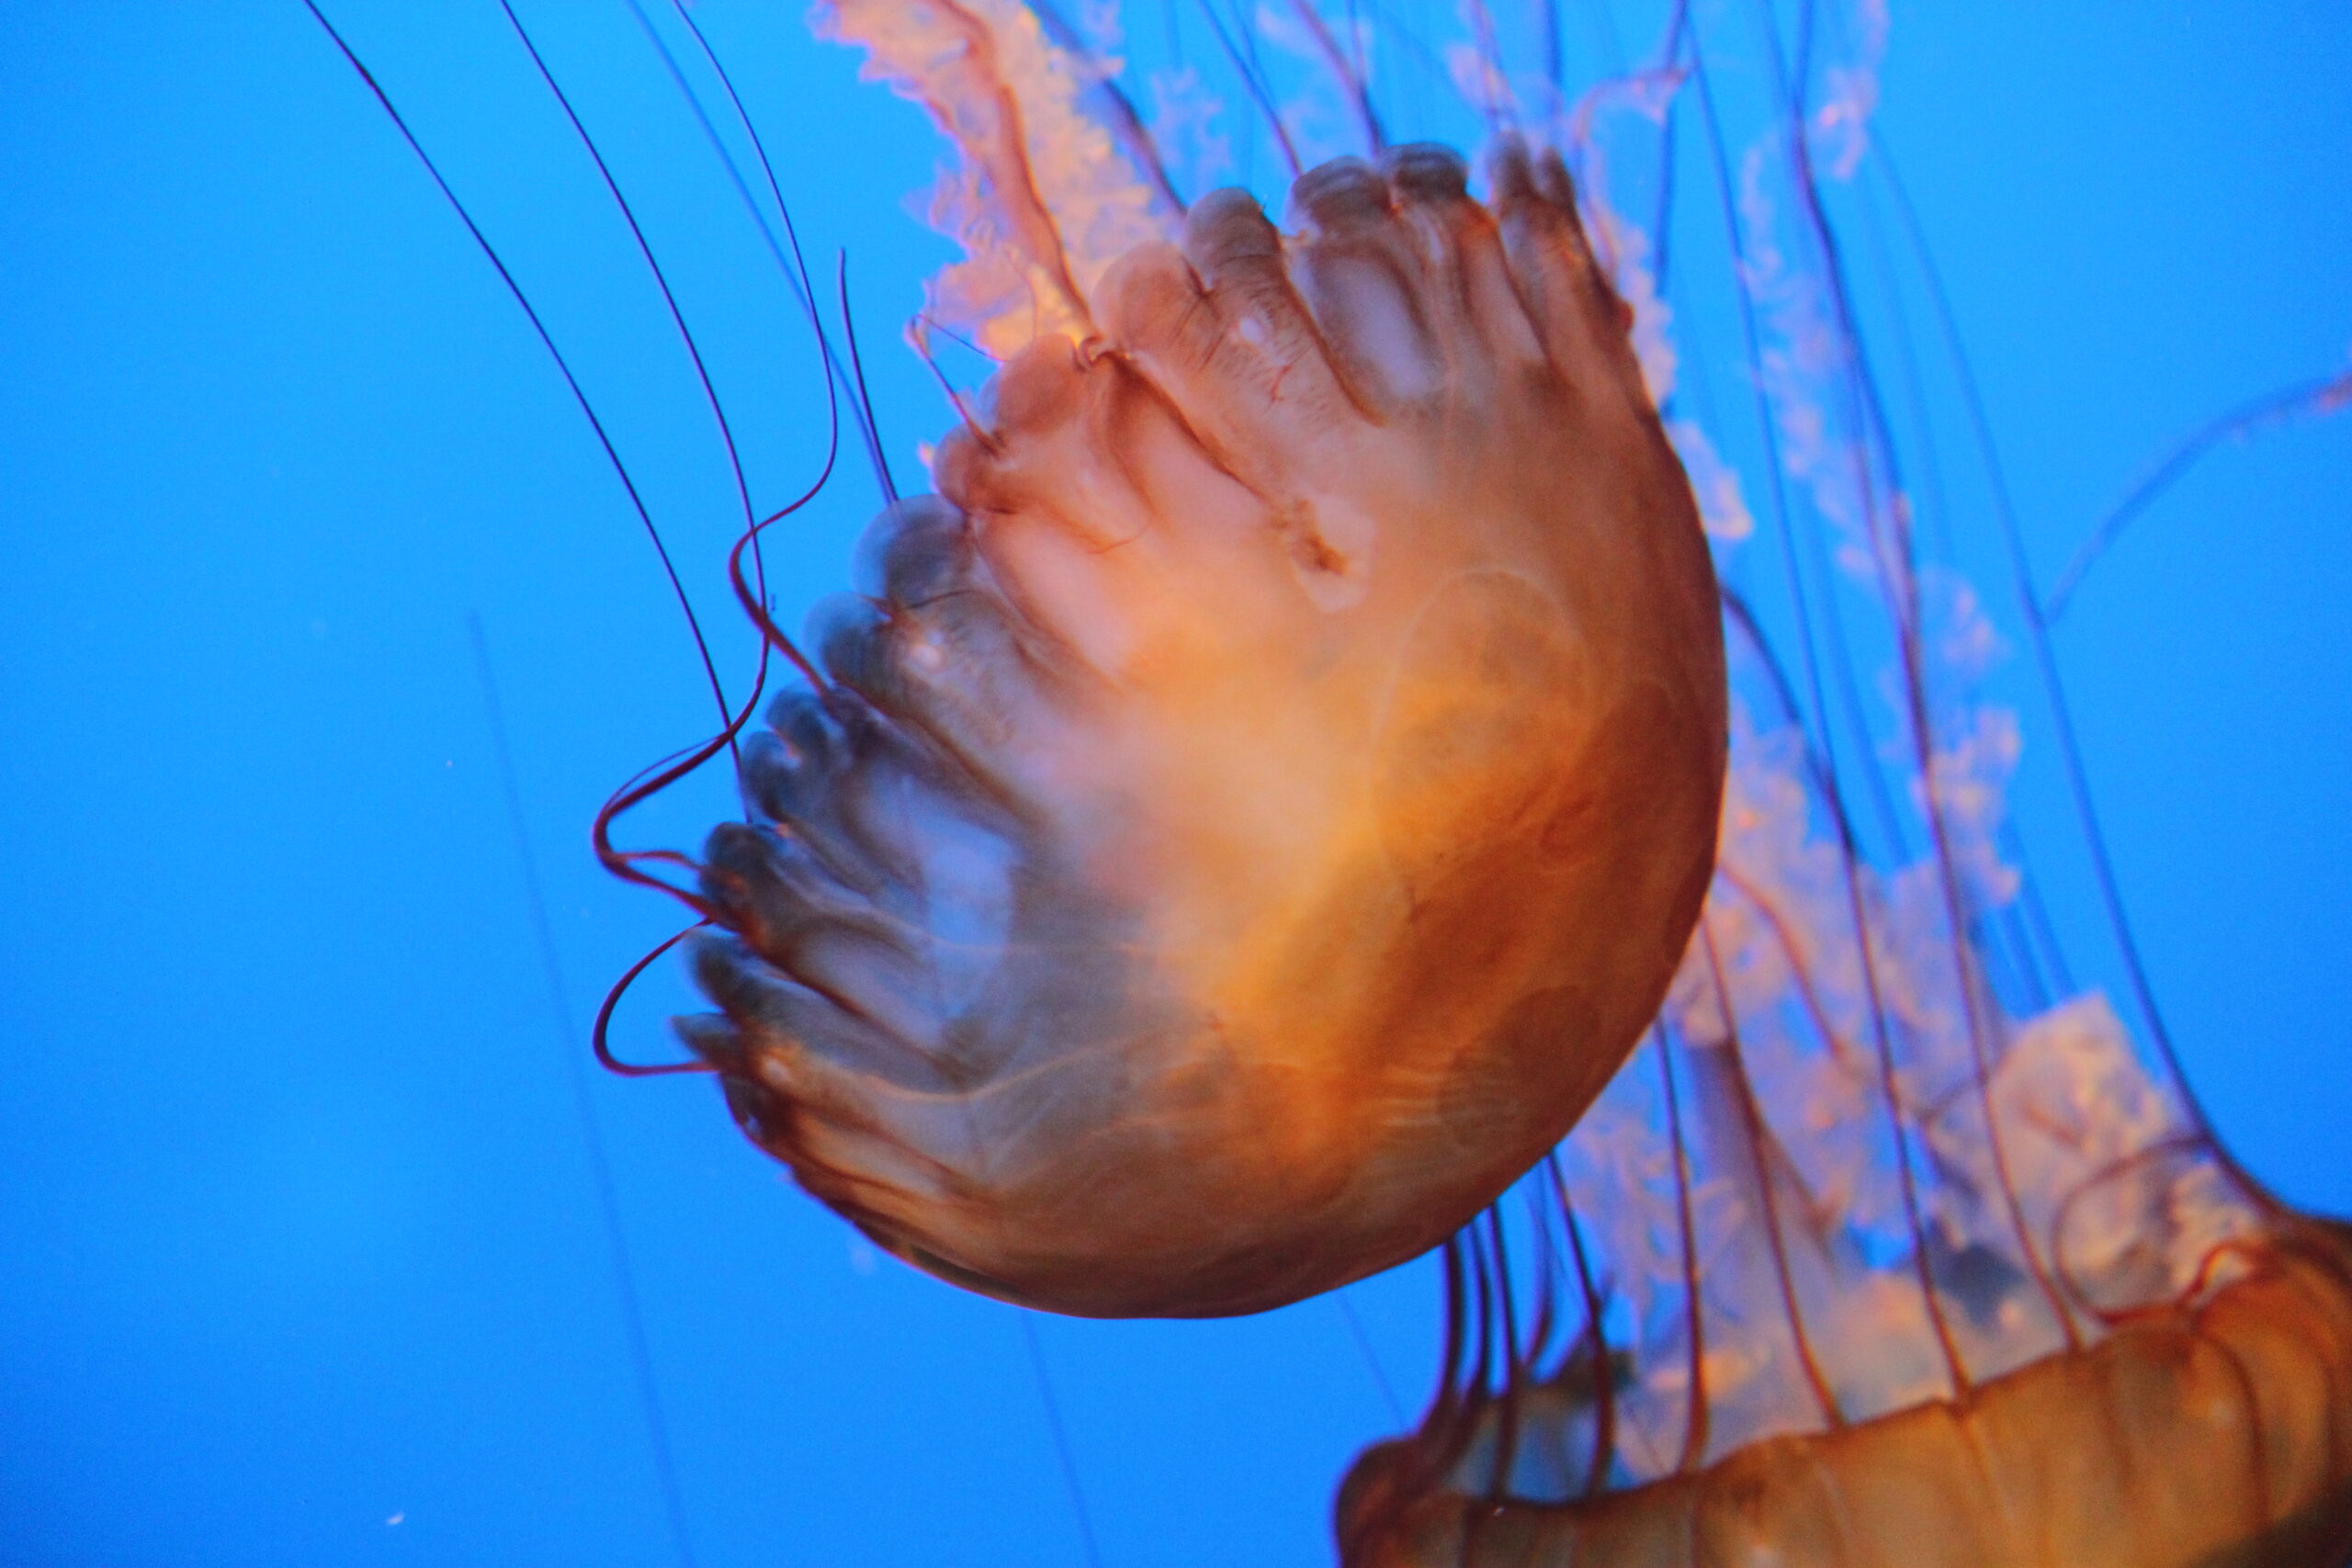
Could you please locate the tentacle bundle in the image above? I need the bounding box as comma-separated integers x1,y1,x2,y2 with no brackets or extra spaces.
679,139,1726,1317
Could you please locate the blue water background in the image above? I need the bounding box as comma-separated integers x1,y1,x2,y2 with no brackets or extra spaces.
2,4,2347,1563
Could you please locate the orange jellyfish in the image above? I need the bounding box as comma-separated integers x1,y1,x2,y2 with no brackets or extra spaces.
669,3,1727,1318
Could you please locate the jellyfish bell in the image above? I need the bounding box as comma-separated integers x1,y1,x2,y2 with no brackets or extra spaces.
682,138,1728,1317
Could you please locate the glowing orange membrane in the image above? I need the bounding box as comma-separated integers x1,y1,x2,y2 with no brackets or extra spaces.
679,3,1724,1316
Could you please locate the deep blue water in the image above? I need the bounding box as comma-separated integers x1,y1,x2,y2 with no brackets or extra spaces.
2,4,2347,1564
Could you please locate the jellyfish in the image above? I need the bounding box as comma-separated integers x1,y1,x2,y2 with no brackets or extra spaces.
666,3,1728,1318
